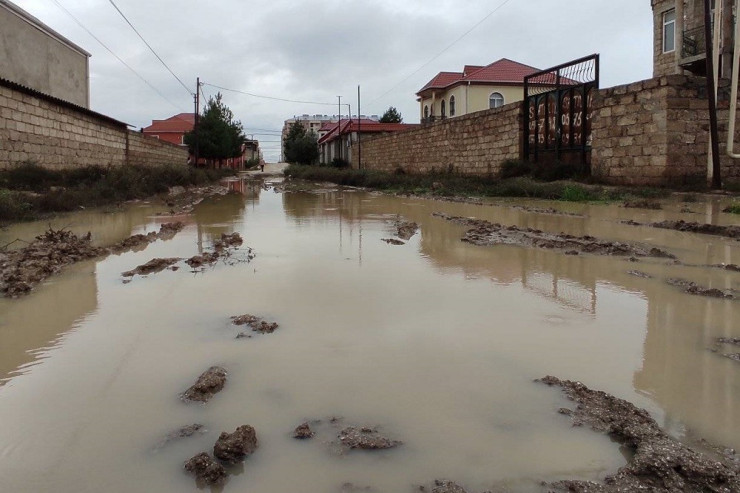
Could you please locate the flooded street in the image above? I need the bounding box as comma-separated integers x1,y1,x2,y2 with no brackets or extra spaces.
0,178,739,492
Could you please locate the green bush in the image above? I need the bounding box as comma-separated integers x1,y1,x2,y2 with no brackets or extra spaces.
331,158,350,169
499,159,531,179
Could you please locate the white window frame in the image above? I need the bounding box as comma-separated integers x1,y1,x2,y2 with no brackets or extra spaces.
449,95,456,116
663,9,676,54
489,92,504,109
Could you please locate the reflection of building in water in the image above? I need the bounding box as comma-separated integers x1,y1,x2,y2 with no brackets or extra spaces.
193,191,248,252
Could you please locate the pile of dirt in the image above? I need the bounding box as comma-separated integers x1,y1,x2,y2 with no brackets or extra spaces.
185,232,253,270
213,425,259,464
538,375,740,492
625,219,740,239
627,270,653,279
122,257,180,277
159,185,230,216
0,228,105,297
382,238,405,246
667,278,735,299
433,213,675,259
511,205,584,217
338,426,402,450
394,218,419,240
231,313,279,334
293,422,315,439
181,366,227,403
623,199,662,210
184,452,227,486
110,222,184,253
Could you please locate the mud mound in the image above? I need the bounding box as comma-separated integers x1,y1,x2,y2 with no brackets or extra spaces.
434,213,675,259
623,199,662,210
293,422,314,439
667,278,735,299
186,232,253,270
382,238,405,245
110,222,184,254
181,366,227,403
511,205,584,217
394,218,419,240
122,257,180,277
213,425,258,464
184,452,227,486
710,338,740,364
338,426,402,450
231,314,279,334
0,228,105,297
538,375,740,492
625,219,740,239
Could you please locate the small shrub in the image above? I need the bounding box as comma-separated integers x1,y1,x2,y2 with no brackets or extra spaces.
499,159,531,179
560,185,594,202
723,202,740,214
331,158,350,169
2,161,59,191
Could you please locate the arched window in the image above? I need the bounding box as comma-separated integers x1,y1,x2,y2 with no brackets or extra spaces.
489,92,504,109
449,95,456,116
424,105,429,119
441,99,446,118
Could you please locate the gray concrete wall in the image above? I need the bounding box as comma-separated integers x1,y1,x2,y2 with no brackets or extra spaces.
0,0,89,108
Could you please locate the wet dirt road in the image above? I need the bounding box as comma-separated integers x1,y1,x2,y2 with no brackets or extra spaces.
0,179,738,492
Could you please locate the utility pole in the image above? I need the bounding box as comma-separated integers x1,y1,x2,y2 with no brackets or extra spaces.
704,0,722,188
194,77,201,167
337,96,342,161
357,85,361,170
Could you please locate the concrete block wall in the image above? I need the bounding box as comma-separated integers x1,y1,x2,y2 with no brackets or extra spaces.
352,104,522,176
0,82,188,170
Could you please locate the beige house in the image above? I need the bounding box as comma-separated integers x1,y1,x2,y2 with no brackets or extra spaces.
416,58,542,123
652,0,734,78
0,0,90,108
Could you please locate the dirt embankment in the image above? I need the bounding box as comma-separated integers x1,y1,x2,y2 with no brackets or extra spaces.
667,278,736,300
624,219,740,239
0,222,184,297
539,376,740,492
434,213,675,258
382,217,419,246
181,366,227,403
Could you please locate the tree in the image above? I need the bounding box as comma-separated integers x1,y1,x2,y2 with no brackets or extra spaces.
379,106,402,123
184,93,246,167
283,121,319,165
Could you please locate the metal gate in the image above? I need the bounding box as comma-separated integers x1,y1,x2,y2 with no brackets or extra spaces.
523,54,599,170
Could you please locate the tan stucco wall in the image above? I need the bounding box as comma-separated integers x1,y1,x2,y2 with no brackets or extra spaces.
0,1,89,108
419,85,525,119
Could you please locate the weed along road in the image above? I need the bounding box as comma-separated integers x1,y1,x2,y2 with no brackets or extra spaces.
0,176,739,492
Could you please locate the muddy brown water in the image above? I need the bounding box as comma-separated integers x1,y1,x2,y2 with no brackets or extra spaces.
0,180,738,492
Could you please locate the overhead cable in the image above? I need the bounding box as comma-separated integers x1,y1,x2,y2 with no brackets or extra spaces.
204,83,335,106
107,0,192,96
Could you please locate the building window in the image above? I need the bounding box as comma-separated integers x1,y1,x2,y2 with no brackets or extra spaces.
424,105,429,119
663,9,675,53
441,99,446,118
489,92,504,109
449,95,456,116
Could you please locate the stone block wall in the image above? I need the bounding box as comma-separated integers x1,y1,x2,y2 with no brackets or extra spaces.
0,80,188,170
352,103,522,175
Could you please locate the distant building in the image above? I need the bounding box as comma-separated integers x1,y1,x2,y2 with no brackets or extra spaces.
143,112,260,168
281,114,379,161
651,0,734,78
0,0,91,108
416,58,542,123
318,119,418,166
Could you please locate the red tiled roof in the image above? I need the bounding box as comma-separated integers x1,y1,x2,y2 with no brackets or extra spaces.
417,58,542,96
318,120,417,144
143,113,195,133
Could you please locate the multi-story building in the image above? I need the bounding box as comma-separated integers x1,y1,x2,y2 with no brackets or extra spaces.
651,0,734,78
416,58,542,123
0,0,91,108
281,114,379,161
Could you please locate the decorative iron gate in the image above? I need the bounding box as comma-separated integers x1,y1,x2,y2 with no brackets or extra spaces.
523,54,599,170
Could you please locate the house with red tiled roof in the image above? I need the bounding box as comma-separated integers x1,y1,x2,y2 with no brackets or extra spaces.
417,58,542,123
318,119,418,166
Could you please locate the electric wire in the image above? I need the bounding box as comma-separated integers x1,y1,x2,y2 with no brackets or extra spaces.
107,0,192,96
204,83,335,106
369,0,515,105
50,0,188,113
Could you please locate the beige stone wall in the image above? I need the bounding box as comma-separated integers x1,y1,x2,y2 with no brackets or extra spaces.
0,82,188,170
353,104,522,175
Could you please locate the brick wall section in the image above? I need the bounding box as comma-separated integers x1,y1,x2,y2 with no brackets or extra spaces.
0,82,188,170
352,104,522,175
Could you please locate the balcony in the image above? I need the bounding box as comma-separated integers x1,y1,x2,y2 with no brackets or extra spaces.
680,25,708,76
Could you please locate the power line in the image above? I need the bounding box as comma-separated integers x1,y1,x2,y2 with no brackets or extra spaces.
50,0,188,113
369,0,515,105
204,82,336,106
106,0,192,96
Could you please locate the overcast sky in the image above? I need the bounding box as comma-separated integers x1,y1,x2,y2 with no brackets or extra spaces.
17,0,653,162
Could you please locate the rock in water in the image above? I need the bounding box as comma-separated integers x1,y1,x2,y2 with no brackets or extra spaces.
293,422,314,439
213,425,259,464
181,366,227,403
184,452,227,486
338,427,401,450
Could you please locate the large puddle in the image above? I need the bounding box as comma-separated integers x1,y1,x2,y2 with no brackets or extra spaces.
0,179,738,492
